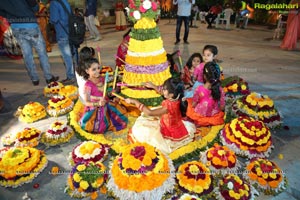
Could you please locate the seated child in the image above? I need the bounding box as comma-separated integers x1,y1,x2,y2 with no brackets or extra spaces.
186,62,225,126
125,78,196,154
78,58,128,133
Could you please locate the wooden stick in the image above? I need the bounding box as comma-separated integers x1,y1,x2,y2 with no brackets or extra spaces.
103,72,109,98
111,92,125,100
96,46,101,65
114,54,126,64
113,67,118,89
117,82,143,87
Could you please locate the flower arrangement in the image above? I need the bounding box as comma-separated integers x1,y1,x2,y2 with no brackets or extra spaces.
215,174,258,200
43,81,64,97
69,141,109,166
232,92,281,128
221,76,250,96
41,121,74,146
59,85,78,101
0,147,48,188
171,193,201,200
107,142,175,200
15,127,42,147
65,161,106,198
221,116,273,159
176,161,213,195
46,95,74,117
200,143,239,173
244,158,287,195
18,102,47,123
127,0,160,22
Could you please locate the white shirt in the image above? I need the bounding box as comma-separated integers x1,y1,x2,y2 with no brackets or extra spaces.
173,0,195,16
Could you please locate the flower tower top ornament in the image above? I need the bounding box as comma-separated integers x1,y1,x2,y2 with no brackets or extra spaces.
127,0,160,22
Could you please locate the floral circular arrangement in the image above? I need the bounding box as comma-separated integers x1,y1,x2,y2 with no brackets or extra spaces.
215,174,258,200
65,161,106,198
15,127,42,147
244,157,287,195
127,0,160,22
232,92,281,128
221,76,250,96
0,147,48,188
69,141,109,166
58,85,78,101
43,81,64,97
220,116,273,159
176,161,213,196
41,121,74,146
200,143,239,173
171,193,201,200
46,95,74,117
107,142,175,200
18,102,47,123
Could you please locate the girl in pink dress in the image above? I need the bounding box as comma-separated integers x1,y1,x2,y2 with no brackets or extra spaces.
186,62,225,126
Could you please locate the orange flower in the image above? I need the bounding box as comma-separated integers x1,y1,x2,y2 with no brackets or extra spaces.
90,191,98,200
269,180,279,188
257,177,267,186
100,186,107,194
51,166,59,175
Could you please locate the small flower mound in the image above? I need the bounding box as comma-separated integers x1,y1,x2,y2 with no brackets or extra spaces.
222,76,250,96
18,102,47,123
65,162,106,198
127,0,160,22
43,81,64,97
59,85,78,101
201,144,239,173
0,147,48,188
15,127,42,147
244,158,287,195
107,142,175,200
176,161,213,195
232,92,282,128
41,121,74,146
69,141,109,166
46,95,74,117
221,116,273,159
215,174,258,200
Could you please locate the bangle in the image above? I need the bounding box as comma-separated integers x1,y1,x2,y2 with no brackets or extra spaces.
138,103,144,111
93,102,98,107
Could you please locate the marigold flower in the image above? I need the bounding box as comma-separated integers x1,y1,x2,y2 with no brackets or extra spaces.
51,166,59,175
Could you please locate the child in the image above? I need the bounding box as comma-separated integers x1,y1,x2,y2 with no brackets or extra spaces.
115,29,131,68
186,62,225,126
125,78,196,154
78,58,128,134
181,53,203,98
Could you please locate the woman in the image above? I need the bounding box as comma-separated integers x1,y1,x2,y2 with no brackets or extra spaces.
115,0,127,31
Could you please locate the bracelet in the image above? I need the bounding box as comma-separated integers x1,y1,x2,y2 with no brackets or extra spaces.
138,103,144,111
93,102,98,107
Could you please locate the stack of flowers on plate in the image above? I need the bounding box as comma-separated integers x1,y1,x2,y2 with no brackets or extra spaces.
220,116,273,159
221,76,250,97
170,193,201,200
41,121,74,146
59,85,78,101
215,174,258,200
0,147,48,188
244,157,287,195
43,81,64,97
200,143,239,173
18,102,47,123
15,127,42,147
69,141,109,166
65,162,106,198
232,92,281,128
176,161,213,196
107,142,175,200
46,95,74,117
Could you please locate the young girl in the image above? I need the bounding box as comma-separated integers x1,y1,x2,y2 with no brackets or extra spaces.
115,29,130,68
186,62,225,126
78,58,128,134
125,78,196,154
181,53,203,98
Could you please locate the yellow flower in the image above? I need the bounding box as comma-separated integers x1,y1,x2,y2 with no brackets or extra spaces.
278,154,284,160
241,85,247,90
77,164,86,171
73,173,81,182
189,165,200,175
194,185,204,193
229,190,235,197
79,180,89,190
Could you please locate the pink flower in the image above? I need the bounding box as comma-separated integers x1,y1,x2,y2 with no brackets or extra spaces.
139,5,147,13
130,12,134,17
152,2,158,11
130,146,146,159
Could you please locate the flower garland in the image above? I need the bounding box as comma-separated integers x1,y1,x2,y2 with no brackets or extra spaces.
214,174,259,200
130,26,160,40
126,51,167,65
0,147,48,188
127,0,160,22
43,81,64,97
128,37,163,53
59,85,78,101
244,158,287,195
125,61,169,74
69,141,109,166
127,48,165,57
176,161,213,195
19,102,47,123
107,142,175,199
46,95,74,117
220,116,273,159
15,127,42,147
65,161,106,198
41,121,74,146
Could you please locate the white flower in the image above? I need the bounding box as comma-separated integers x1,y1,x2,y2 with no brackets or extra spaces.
227,181,234,190
143,0,152,10
133,10,141,20
125,7,130,14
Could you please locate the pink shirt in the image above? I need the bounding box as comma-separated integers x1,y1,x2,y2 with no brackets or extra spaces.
193,85,225,116
193,63,205,83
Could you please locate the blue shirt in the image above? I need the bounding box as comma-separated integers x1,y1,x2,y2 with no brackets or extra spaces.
173,0,195,16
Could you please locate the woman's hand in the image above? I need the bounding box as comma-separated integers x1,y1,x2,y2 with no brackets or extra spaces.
143,82,156,89
98,97,106,106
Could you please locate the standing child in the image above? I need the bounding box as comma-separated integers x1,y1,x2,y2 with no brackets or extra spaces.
181,52,203,98
78,58,128,134
186,62,225,126
125,78,196,154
